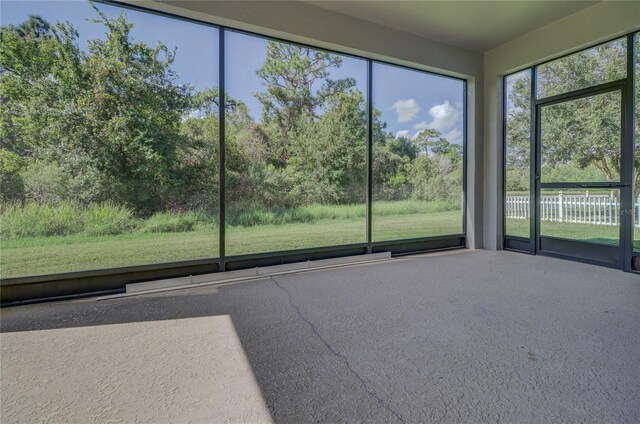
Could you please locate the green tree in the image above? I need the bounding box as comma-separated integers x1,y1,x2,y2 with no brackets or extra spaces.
287,90,367,205
1,6,191,214
255,41,355,166
507,39,639,193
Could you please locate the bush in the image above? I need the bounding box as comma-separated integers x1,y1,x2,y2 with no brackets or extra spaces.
226,200,458,227
1,202,83,238
83,202,136,236
0,201,137,238
20,162,70,204
137,212,204,233
226,202,315,227
0,199,461,240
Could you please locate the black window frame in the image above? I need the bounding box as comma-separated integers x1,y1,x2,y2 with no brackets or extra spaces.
502,31,639,273
0,0,469,303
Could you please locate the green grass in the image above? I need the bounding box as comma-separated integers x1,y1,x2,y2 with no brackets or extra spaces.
1,210,463,278
3,207,638,279
1,200,456,239
507,218,640,250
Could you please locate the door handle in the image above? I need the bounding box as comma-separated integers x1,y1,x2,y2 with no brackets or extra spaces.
576,183,630,188
607,184,630,188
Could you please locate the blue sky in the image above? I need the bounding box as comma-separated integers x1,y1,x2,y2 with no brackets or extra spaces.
2,0,464,144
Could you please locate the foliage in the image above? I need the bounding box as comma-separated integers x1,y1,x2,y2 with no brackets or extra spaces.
1,202,83,238
0,4,463,235
507,39,640,197
0,201,134,238
137,211,205,234
1,8,191,214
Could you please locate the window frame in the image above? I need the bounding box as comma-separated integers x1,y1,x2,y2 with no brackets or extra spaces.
1,0,469,302
502,31,638,273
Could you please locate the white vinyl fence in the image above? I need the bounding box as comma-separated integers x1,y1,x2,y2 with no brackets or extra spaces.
506,192,640,227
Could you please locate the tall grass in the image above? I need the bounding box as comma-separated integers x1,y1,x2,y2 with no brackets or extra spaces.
1,199,461,239
137,211,209,233
1,202,83,238
1,202,136,239
83,202,136,236
226,200,458,227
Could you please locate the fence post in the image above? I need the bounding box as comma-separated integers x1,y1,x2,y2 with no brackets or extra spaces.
637,195,640,227
558,191,563,223
610,191,615,226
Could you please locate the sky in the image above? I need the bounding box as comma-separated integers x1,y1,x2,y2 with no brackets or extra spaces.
2,0,465,145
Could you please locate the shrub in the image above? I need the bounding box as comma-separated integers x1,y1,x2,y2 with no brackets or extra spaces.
83,202,136,236
137,211,203,233
0,201,137,239
20,162,70,204
226,202,315,227
1,202,83,238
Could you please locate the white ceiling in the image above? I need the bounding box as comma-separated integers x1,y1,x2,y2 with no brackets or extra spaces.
304,1,601,52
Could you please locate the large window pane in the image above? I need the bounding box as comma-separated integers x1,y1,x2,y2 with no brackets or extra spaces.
224,32,367,255
540,189,620,246
540,91,621,184
371,63,464,241
504,70,532,238
537,37,626,99
0,2,219,277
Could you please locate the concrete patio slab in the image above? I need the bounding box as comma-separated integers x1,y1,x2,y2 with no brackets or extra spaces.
2,250,639,423
1,317,272,424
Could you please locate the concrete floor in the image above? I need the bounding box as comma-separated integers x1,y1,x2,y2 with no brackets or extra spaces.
1,250,639,423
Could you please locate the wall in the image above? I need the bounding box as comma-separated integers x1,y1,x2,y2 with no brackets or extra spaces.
483,1,640,250
122,0,486,248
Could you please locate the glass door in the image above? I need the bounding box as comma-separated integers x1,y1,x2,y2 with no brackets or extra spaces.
535,87,631,268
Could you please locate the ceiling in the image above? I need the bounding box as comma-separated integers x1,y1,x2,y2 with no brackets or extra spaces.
304,1,601,52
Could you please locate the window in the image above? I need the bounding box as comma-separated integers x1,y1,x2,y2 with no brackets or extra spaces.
504,32,638,268
371,63,465,241
223,32,368,255
537,37,626,99
540,91,621,185
1,2,467,281
1,2,220,277
504,70,532,238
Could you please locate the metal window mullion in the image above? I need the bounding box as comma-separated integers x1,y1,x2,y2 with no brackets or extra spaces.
219,28,226,271
463,80,468,246
366,60,373,253
530,67,538,254
622,33,637,268
502,75,508,246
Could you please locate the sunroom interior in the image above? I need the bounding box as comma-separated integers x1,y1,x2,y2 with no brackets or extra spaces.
1,1,639,423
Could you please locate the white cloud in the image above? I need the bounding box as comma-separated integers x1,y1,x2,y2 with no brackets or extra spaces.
413,101,461,134
427,100,460,132
395,130,410,138
413,121,429,131
391,99,420,123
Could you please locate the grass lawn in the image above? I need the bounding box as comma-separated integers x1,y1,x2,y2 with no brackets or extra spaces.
507,218,640,250
1,211,463,278
3,211,637,279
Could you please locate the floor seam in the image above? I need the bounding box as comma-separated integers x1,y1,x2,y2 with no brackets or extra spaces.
270,276,405,424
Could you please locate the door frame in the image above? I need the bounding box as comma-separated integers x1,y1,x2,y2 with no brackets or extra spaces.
533,82,631,269
503,32,638,273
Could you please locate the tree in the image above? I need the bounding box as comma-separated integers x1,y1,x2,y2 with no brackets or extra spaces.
287,90,367,205
0,6,191,214
255,41,355,165
413,129,440,156
507,39,638,192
